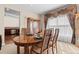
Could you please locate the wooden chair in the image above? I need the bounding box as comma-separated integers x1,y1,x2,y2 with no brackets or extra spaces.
31,29,52,54
49,28,59,54
39,30,45,37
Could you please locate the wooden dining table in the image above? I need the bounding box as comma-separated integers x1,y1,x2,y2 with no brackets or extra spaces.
13,35,43,54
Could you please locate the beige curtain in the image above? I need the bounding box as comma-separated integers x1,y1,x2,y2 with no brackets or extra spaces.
67,13,75,44
44,16,48,30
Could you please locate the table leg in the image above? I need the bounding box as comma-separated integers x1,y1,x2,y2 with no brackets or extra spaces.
17,45,20,54
24,45,29,54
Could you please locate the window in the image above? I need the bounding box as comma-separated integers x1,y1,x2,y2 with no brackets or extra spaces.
5,8,20,18
4,8,20,27
46,14,73,43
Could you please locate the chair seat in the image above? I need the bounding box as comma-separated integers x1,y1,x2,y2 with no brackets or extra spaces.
32,47,41,54
32,46,48,54
31,42,42,54
32,42,49,54
34,42,42,48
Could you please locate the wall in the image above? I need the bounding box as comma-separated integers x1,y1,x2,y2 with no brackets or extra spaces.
75,5,79,46
0,4,40,45
0,5,4,45
75,14,79,46
75,5,79,45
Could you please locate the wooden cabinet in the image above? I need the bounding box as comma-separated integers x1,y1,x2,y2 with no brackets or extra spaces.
5,27,20,35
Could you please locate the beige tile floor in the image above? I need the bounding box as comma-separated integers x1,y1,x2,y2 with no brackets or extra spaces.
0,41,79,54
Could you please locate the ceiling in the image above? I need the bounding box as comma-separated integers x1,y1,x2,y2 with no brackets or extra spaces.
22,4,65,14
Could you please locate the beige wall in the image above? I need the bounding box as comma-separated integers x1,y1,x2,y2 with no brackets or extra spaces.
75,13,79,46
0,4,40,45
0,5,5,45
75,5,79,45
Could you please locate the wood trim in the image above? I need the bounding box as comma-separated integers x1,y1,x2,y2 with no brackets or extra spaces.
45,4,77,18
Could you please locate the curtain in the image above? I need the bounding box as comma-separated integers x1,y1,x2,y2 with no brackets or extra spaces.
67,13,75,44
46,14,73,43
44,5,77,44
44,16,48,30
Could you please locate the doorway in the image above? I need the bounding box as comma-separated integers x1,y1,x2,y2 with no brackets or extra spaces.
4,8,20,44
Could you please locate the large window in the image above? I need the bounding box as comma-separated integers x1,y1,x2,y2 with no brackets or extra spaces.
47,14,73,43
4,8,20,27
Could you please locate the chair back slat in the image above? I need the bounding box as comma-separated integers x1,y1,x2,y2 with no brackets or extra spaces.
50,28,54,40
53,29,59,43
41,29,52,51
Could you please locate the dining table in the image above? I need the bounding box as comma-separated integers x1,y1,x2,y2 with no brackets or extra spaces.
13,35,43,54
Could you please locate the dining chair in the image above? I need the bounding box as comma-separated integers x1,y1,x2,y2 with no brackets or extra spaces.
31,29,52,54
49,28,59,54
39,30,45,37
